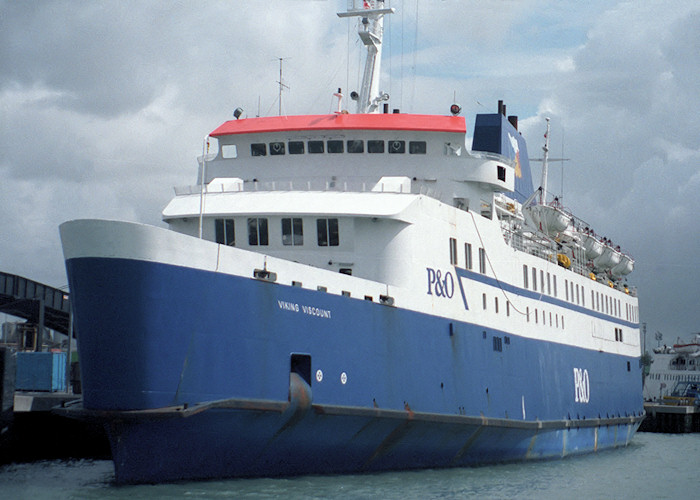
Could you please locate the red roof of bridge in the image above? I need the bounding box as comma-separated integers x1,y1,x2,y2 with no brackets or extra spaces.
210,113,467,137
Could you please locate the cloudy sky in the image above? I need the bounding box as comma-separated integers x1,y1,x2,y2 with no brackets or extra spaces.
1,0,698,346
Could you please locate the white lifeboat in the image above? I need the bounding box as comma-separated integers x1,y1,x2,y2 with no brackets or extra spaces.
581,232,604,260
672,342,700,356
526,203,571,236
611,253,634,277
593,245,621,270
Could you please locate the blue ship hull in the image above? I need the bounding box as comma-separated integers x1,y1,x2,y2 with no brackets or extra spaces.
63,255,644,483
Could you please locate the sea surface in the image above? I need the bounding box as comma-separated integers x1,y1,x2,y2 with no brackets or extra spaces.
0,432,698,499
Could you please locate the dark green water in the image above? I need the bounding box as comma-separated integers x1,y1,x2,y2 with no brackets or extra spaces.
0,432,697,499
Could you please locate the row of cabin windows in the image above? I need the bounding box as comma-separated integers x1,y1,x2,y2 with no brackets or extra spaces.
479,292,566,330
215,217,339,247
450,238,485,274
522,263,634,320
250,139,427,157
652,373,700,381
523,264,560,298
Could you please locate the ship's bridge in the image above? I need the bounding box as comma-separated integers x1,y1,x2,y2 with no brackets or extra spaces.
199,112,515,205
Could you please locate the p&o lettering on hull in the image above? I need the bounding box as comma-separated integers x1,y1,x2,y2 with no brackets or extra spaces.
426,268,454,298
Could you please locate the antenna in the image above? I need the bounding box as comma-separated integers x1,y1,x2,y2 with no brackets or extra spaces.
276,57,290,116
530,119,569,203
338,1,394,114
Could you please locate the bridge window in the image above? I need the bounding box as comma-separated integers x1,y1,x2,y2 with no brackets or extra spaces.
523,265,528,288
465,243,473,270
247,217,268,246
347,139,364,153
221,144,238,158
269,141,285,155
288,141,305,154
409,141,426,154
327,140,344,153
368,140,384,153
388,140,405,154
308,140,324,153
251,143,267,156
215,218,235,246
478,248,486,274
282,218,303,246
449,238,458,265
317,218,339,246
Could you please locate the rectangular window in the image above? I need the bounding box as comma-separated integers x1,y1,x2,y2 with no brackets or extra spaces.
494,297,499,314
582,286,585,307
317,218,339,246
535,309,538,324
526,307,530,322
221,144,238,158
347,139,364,153
215,218,235,246
547,273,551,295
523,265,529,288
409,141,426,154
540,270,545,294
388,140,405,153
565,279,569,301
282,217,303,246
553,275,558,297
465,243,473,270
269,141,285,155
576,284,580,304
368,140,384,153
479,248,486,274
327,140,344,153
308,140,324,153
449,238,458,265
288,141,305,154
497,165,506,181
506,301,510,317
532,268,537,291
493,336,503,352
247,217,268,246
482,293,487,310
251,143,267,156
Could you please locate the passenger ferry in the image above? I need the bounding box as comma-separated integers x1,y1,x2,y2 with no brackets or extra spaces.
58,1,644,483
645,334,700,401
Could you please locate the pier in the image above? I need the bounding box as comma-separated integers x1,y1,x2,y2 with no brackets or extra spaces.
640,402,700,433
1,271,109,462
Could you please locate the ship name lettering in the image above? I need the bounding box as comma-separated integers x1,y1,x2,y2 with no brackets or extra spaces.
278,300,300,312
426,268,454,298
573,367,590,404
301,305,332,319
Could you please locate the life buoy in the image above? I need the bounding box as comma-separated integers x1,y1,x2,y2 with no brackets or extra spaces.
557,253,571,268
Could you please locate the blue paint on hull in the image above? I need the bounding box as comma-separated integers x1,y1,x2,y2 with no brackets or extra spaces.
65,256,644,483
104,404,640,484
